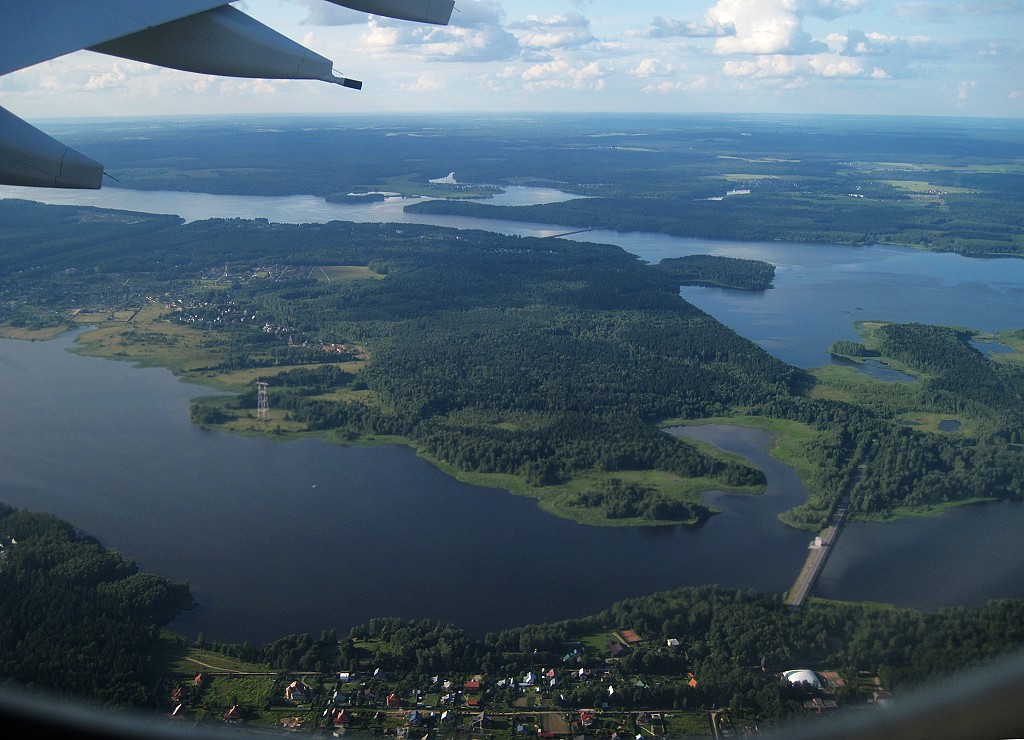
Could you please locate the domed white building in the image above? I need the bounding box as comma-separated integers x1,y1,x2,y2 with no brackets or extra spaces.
783,669,824,689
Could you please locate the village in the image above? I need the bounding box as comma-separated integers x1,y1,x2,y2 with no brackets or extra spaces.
158,626,880,738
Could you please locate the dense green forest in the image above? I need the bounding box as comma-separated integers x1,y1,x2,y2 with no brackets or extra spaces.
814,322,1024,520
405,189,1023,255
57,114,1024,256
1,199,1023,529
0,504,193,705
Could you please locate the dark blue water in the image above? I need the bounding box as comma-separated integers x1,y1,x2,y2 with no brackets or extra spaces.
817,499,1024,607
971,339,1014,357
674,245,1024,368
0,334,814,643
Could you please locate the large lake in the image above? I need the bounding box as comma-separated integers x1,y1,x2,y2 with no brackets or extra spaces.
3,185,1024,641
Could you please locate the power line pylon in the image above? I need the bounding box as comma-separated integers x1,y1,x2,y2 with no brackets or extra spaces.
256,381,269,422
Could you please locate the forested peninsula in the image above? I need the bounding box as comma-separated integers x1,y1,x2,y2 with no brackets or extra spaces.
1,199,1022,530
0,504,192,705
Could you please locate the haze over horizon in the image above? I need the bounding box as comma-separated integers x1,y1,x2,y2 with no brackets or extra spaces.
0,0,1021,121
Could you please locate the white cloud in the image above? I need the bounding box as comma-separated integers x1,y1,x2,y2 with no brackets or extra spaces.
629,16,736,38
707,0,827,55
824,29,921,55
521,58,609,90
808,54,877,76
84,65,127,91
509,13,597,51
791,0,874,20
723,52,888,79
631,58,676,77
296,0,366,25
957,79,976,103
723,55,802,78
630,0,870,43
641,76,710,93
399,75,445,93
894,1,1023,21
361,1,520,62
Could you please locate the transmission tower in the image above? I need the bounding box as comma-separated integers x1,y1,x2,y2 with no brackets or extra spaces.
256,381,269,421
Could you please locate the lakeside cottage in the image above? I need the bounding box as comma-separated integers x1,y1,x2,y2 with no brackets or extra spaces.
285,680,312,703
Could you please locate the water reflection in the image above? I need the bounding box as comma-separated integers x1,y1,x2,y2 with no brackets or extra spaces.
829,355,916,382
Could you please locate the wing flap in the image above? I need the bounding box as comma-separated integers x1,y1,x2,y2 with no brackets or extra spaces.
0,0,229,76
90,5,360,87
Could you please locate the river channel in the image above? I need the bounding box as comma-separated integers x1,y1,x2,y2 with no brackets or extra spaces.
2,184,1024,641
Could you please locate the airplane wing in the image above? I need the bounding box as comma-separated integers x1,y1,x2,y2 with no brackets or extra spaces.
0,0,455,189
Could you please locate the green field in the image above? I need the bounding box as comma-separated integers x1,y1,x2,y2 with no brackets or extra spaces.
314,265,386,283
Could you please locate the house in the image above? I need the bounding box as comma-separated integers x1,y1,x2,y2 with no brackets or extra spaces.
562,647,584,662
619,629,642,644
223,705,242,721
285,680,312,703
463,680,482,691
386,693,401,708
338,672,352,683
408,710,423,726
332,709,352,726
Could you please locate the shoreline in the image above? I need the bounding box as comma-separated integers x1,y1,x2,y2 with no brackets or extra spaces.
9,316,743,530
4,319,1011,531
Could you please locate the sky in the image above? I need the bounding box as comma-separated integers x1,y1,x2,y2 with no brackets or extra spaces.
2,0,1022,119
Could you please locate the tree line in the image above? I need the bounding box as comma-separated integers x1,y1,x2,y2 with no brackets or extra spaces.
0,504,193,706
